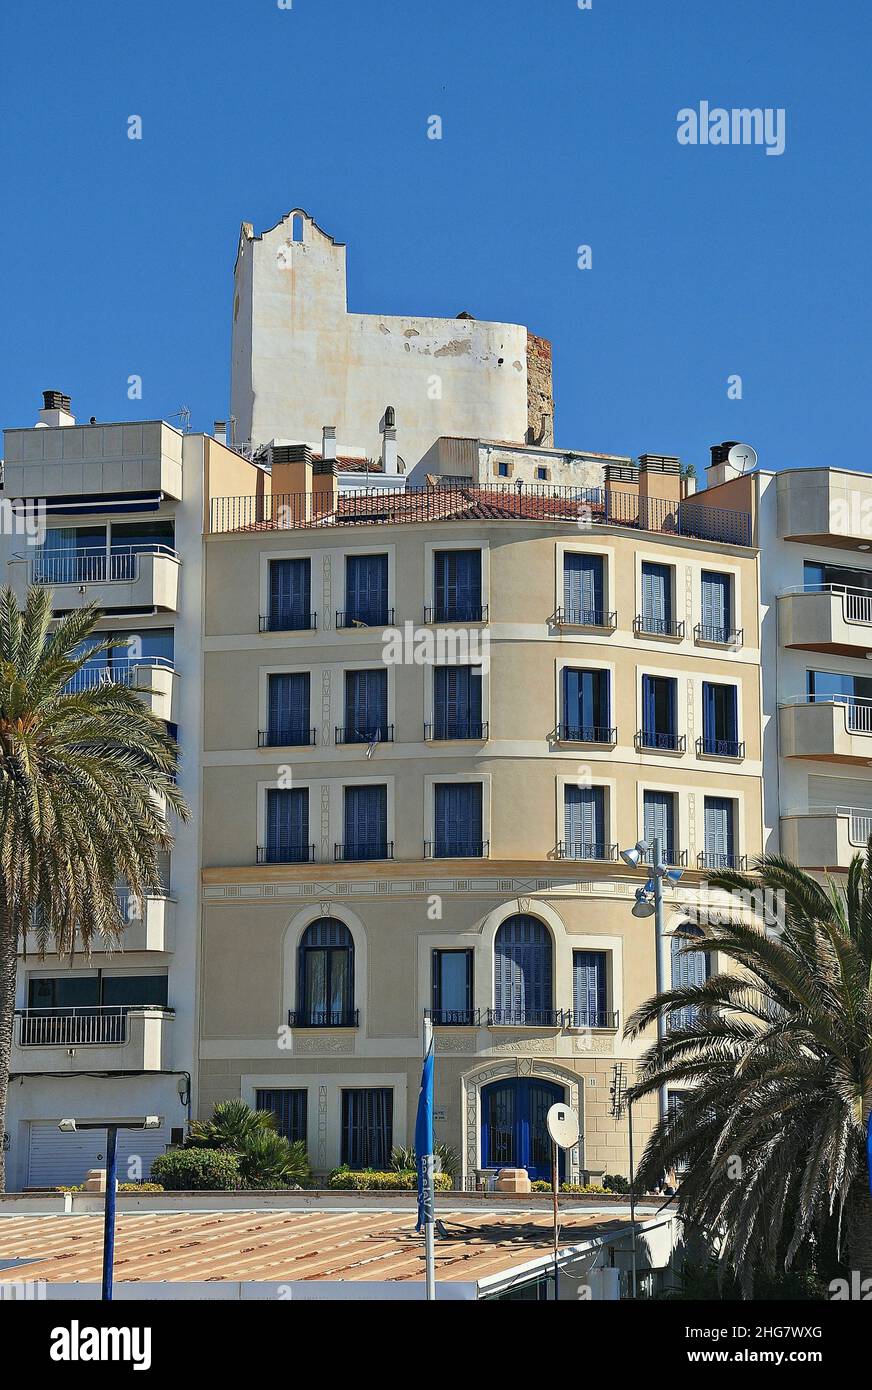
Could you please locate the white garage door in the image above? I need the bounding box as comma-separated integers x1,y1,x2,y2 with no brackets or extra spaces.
28,1121,170,1188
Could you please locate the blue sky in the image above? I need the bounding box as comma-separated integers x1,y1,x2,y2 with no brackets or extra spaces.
1,0,869,477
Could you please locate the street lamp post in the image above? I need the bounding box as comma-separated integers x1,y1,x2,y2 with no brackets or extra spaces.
621,833,681,1127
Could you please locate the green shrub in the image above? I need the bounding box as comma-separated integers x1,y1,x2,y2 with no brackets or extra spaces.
55,1181,165,1193
390,1142,461,1181
187,1100,312,1187
560,1182,607,1194
602,1173,630,1194
328,1167,451,1192
151,1147,240,1190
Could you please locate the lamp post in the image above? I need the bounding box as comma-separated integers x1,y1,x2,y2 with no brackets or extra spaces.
58,1116,161,1300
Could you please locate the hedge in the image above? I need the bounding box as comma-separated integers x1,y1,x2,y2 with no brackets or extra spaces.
328,1168,452,1192
150,1147,241,1190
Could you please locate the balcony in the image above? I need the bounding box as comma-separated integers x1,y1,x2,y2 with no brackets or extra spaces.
22,889,175,955
66,658,178,723
12,1006,174,1072
424,840,489,860
553,607,617,632
336,608,394,629
696,852,749,872
640,847,688,869
23,546,180,614
779,696,872,765
696,735,745,760
259,610,318,633
257,844,316,864
424,720,488,741
780,807,872,870
423,603,488,624
777,468,872,546
426,1008,482,1027
334,841,394,862
258,727,317,748
335,724,394,746
557,841,619,863
633,614,685,641
287,1008,359,1029
2,420,183,501
555,723,617,747
565,1010,619,1030
487,1008,566,1028
779,586,872,657
635,730,686,755
694,622,743,648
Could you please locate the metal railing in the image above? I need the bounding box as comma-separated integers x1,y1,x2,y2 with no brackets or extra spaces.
486,1008,567,1027
633,614,685,639
424,720,488,741
287,1008,359,1028
425,1008,481,1027
257,844,317,864
781,583,872,626
334,841,394,861
335,724,394,745
259,610,318,633
783,692,872,734
336,608,394,629
694,622,743,646
65,656,175,694
804,805,872,846
423,603,489,624
557,841,619,862
635,729,686,753
696,851,749,871
258,727,317,748
557,723,616,745
31,544,178,586
209,485,753,547
554,607,617,630
565,1009,619,1030
424,839,489,859
640,846,688,868
16,1004,171,1047
696,735,745,759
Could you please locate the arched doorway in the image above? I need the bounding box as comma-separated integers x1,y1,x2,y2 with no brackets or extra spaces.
480,1078,566,1181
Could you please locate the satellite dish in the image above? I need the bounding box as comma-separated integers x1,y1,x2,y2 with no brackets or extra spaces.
727,443,758,473
546,1103,580,1150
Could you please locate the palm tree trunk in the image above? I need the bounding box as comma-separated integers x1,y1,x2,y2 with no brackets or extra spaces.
0,898,18,1193
847,1177,872,1283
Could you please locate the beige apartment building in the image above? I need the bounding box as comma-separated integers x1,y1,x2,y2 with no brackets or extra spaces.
198,453,762,1186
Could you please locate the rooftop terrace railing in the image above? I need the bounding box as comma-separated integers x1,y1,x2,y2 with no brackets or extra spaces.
209,484,753,547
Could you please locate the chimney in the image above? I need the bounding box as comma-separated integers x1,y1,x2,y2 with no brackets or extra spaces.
38,390,75,428
269,443,313,525
603,459,639,526
638,454,681,529
213,420,227,446
706,441,744,487
381,406,398,475
321,425,337,463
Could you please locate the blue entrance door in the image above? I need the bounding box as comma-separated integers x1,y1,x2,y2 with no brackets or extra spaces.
481,1079,567,1181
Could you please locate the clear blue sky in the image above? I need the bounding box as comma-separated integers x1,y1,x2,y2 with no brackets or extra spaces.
1,0,869,476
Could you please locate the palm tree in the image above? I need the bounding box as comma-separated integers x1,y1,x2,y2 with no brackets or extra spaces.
0,585,189,1190
188,1099,311,1187
625,852,872,1295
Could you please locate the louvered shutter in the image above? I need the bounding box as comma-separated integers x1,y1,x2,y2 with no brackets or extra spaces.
268,672,309,743
573,951,607,1025
346,554,388,624
564,554,603,622
564,786,605,856
266,788,308,862
269,558,310,628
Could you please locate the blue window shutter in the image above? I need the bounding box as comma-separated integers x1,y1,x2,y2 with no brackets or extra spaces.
726,685,738,741
345,669,388,740
270,559,310,626
344,785,387,855
701,571,729,637
266,788,308,861
435,550,481,619
643,791,675,860
565,786,605,855
563,668,580,733
341,1088,393,1169
255,1090,307,1145
670,933,708,1028
642,562,671,623
434,666,481,734
702,682,715,745
573,951,607,1024
494,916,553,1020
268,672,309,742
564,554,603,621
642,674,655,735
346,554,388,624
704,797,734,862
435,782,483,855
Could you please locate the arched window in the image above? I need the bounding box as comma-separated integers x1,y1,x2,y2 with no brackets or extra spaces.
493,915,553,1025
297,920,355,1027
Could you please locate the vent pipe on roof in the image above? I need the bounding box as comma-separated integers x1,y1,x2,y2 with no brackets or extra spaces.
322,425,337,463
38,390,75,428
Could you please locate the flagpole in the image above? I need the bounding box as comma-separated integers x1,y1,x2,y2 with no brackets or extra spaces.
422,1011,436,1301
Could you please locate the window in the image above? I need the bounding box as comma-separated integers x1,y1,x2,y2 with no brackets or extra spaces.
296,921,355,1026
640,674,680,751
432,666,483,739
342,669,389,744
669,927,709,1030
563,785,609,860
433,782,484,857
111,520,175,553
700,682,740,757
431,950,474,1024
572,951,610,1028
256,1089,307,1145
497,462,509,477
266,673,311,746
536,467,547,481
341,784,389,860
27,975,167,1009
433,550,483,622
643,790,677,865
266,558,312,631
562,668,612,742
343,554,389,626
805,559,872,594
563,553,606,626
639,562,677,636
264,787,310,863
699,571,732,643
493,916,554,1025
701,796,737,869
341,1088,393,1169
807,670,872,733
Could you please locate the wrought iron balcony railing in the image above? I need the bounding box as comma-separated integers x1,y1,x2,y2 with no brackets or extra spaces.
334,841,394,862
336,608,394,629
635,729,686,753
335,724,394,745
633,614,685,639
557,841,619,862
696,851,749,871
640,846,688,869
258,726,317,748
257,844,317,864
259,610,318,633
554,606,617,631
557,723,616,745
565,1009,619,1030
694,622,743,646
486,1008,567,1027
287,1008,359,1028
423,603,488,624
16,1004,173,1047
424,720,488,741
425,1008,482,1027
424,840,489,859
696,735,745,759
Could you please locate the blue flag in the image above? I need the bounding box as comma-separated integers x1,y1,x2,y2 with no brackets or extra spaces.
415,1031,434,1232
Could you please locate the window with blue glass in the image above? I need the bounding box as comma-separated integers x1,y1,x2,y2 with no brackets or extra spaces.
564,785,607,859
266,672,310,745
267,558,312,631
701,682,740,756
344,553,389,626
433,550,483,622
297,920,355,1026
702,796,736,869
433,782,484,857
431,950,474,1024
342,784,388,860
640,562,674,635
564,553,605,626
432,665,483,739
493,915,554,1025
643,789,677,864
641,674,679,750
572,950,609,1028
265,787,309,863
343,668,388,743
669,927,709,1030
341,1088,393,1169
256,1089,307,1145
700,571,732,643
562,667,611,742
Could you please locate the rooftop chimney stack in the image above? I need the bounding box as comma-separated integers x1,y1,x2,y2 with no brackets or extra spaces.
381,406,398,475
213,420,227,446
706,441,743,487
37,390,75,428
322,425,337,463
